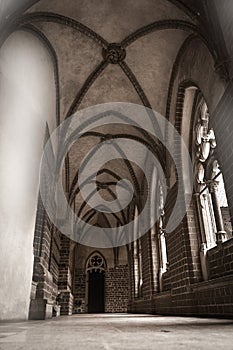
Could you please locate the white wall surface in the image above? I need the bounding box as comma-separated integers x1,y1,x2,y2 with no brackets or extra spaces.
0,30,56,320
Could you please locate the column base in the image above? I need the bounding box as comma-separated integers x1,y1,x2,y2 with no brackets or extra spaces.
216,231,226,244
59,291,74,315
29,299,54,320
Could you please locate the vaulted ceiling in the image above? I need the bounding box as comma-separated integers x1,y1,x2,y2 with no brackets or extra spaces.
0,0,225,233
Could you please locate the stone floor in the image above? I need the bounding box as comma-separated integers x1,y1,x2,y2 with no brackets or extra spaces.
0,314,233,350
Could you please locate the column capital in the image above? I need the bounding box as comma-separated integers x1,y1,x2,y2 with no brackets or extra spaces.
158,228,166,237
206,180,219,193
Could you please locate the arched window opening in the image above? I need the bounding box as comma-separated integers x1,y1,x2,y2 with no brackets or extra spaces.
133,207,139,297
133,239,139,298
150,167,160,293
138,239,143,297
86,252,106,273
132,206,143,298
157,183,168,291
194,101,232,249
214,168,232,240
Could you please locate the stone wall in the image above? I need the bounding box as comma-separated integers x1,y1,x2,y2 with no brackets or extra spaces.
73,268,86,313
73,264,129,314
29,195,62,320
0,30,56,321
105,265,129,313
128,84,233,318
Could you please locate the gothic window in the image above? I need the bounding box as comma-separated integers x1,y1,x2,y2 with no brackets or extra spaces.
157,183,168,277
150,167,160,293
194,102,232,249
132,206,143,298
138,239,143,297
86,252,106,273
133,239,139,298
149,163,168,292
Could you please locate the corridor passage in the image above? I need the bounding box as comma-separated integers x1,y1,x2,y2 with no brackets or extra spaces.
0,314,232,350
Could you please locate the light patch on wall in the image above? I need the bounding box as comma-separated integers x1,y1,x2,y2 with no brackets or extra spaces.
0,30,55,320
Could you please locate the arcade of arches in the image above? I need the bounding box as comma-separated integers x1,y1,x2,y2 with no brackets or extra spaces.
1,0,233,325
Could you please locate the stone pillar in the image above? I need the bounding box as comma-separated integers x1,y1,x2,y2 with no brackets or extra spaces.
208,180,226,244
138,240,143,297
150,228,160,293
58,235,74,315
194,193,208,281
29,198,59,320
133,240,139,298
0,30,56,321
158,227,168,292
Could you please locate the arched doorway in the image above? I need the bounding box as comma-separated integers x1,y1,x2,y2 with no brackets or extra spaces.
86,253,106,313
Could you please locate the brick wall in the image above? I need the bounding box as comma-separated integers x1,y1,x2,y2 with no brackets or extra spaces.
141,233,153,300
129,179,233,313
58,235,72,291
105,265,129,313
129,260,233,318
207,238,233,279
152,274,233,318
129,81,233,318
29,194,62,319
129,195,233,317
58,235,74,315
59,291,74,316
73,264,129,313
32,195,61,302
49,229,61,285
129,298,154,314
73,268,86,313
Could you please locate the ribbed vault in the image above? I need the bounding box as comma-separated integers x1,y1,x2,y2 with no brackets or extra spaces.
1,0,226,234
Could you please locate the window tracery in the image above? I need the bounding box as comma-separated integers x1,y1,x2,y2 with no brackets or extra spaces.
86,253,106,273
194,102,232,248
158,184,168,276
132,206,143,298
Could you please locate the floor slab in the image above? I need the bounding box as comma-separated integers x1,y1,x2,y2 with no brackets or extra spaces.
0,314,233,350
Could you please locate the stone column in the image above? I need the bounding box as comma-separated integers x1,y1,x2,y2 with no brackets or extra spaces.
58,235,74,315
208,181,226,244
194,193,208,281
133,240,139,298
150,227,160,293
